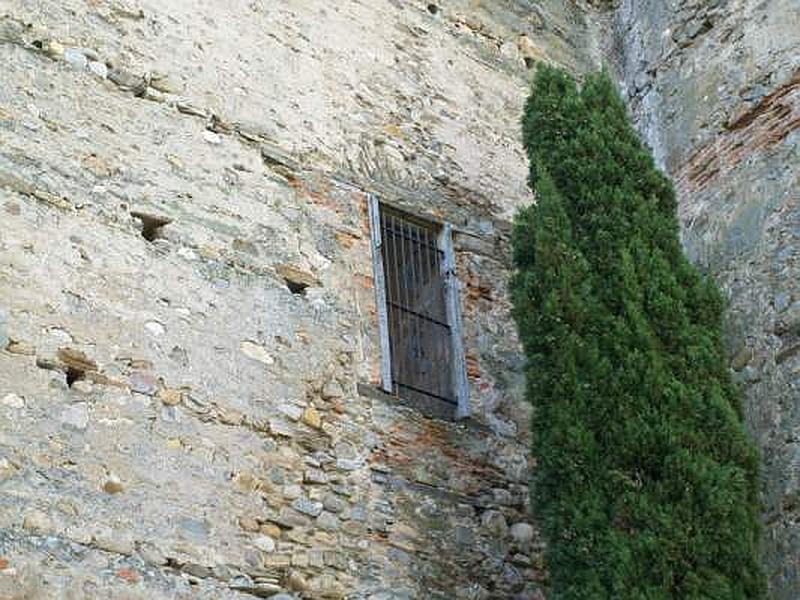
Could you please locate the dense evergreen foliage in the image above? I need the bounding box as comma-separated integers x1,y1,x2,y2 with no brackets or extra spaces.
511,65,765,599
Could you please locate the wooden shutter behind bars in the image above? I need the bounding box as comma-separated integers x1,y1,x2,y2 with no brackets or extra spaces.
368,195,470,419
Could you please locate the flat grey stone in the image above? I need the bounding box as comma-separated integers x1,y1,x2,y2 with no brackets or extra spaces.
291,498,323,518
61,403,89,430
63,48,88,70
88,60,108,79
510,522,535,545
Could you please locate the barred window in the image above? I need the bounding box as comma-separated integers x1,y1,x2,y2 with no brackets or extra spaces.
368,196,469,419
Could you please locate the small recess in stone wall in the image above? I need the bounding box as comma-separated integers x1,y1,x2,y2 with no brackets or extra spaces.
65,366,84,387
56,347,98,388
275,263,319,296
131,210,173,242
285,280,309,295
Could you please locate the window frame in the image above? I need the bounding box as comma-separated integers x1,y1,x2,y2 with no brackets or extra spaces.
368,193,470,419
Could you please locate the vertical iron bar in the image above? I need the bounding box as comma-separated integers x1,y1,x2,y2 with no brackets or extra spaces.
382,212,394,388
388,213,402,392
420,226,434,398
431,231,445,400
426,227,443,400
404,220,419,396
412,222,427,394
396,214,411,394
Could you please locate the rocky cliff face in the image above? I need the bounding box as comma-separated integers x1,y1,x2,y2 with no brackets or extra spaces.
0,0,796,598
611,2,800,597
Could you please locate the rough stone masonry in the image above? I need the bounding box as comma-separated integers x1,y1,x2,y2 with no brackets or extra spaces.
0,1,797,599
610,1,800,598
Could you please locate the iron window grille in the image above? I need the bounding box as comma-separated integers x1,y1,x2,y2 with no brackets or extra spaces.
368,195,470,419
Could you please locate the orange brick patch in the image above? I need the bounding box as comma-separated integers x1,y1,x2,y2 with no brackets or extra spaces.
466,352,481,380
354,273,374,290
116,568,140,584
676,71,800,194
335,230,362,249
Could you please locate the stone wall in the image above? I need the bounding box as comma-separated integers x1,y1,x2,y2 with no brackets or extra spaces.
0,1,600,598
611,1,800,597
4,0,798,597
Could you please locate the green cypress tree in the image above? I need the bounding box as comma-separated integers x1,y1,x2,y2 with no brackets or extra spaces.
512,64,765,599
